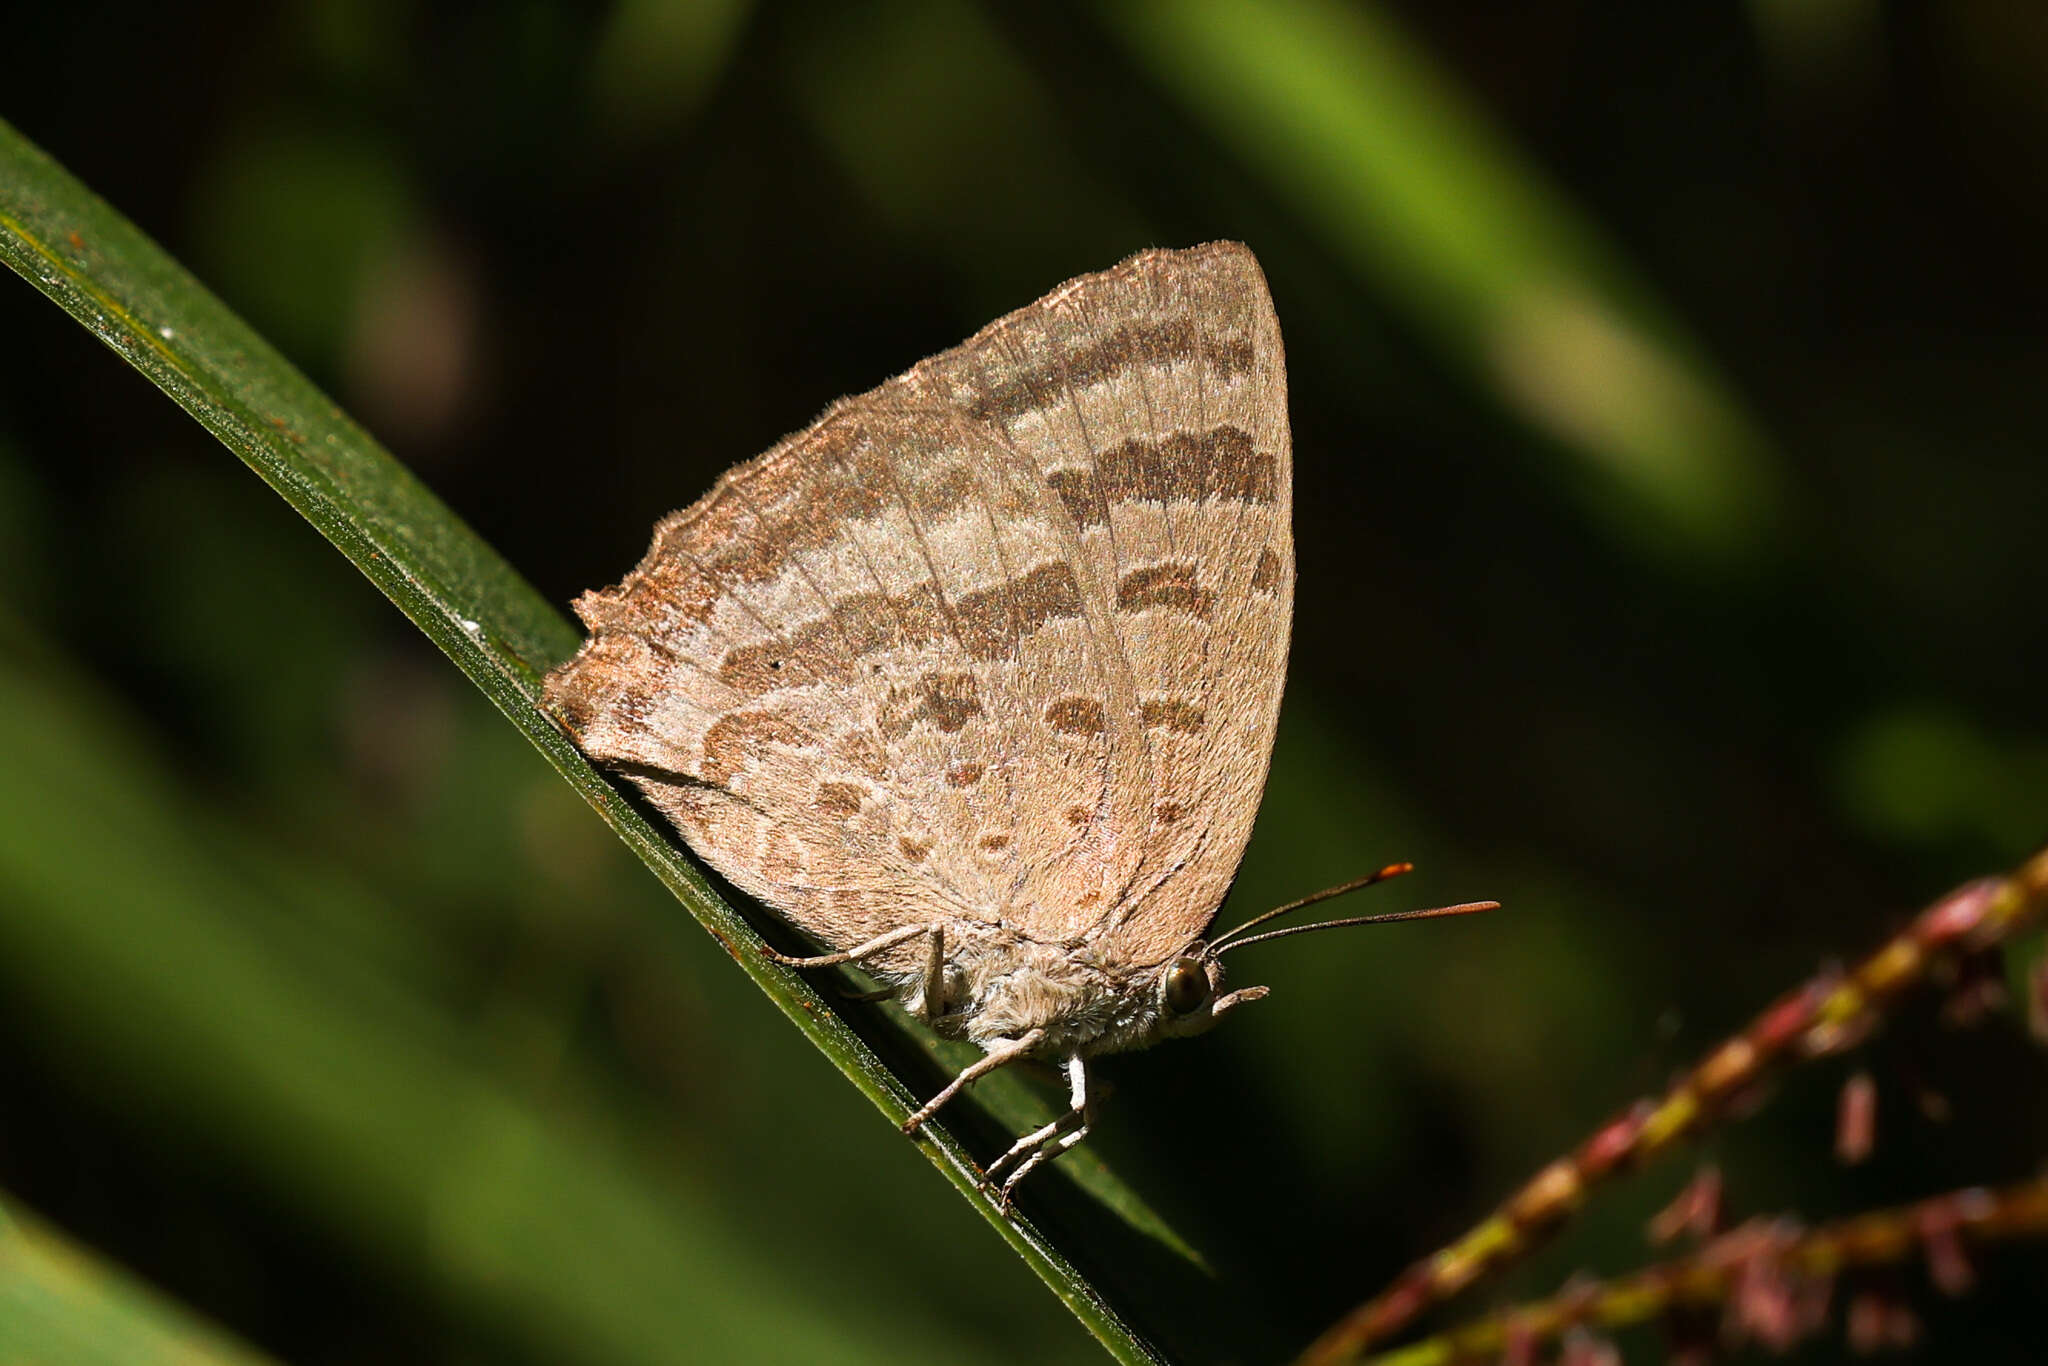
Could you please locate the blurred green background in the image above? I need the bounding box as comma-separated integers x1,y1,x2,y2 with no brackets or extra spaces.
2,1,2046,1362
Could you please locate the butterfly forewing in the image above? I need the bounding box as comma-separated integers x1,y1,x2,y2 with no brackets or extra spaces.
902,244,1293,966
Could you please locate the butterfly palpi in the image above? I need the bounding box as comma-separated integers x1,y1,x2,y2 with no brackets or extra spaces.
545,243,1480,1202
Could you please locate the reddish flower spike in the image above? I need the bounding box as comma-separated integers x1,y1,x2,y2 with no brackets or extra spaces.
1648,1164,1723,1245
1836,1070,1877,1165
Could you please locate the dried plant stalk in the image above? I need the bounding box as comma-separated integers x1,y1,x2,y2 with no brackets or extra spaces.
1299,845,2048,1366
1350,1174,2048,1366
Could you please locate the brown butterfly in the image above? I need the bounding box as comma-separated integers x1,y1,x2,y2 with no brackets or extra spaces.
544,243,1485,1202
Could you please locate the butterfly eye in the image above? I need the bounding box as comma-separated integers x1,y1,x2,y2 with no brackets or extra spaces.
1162,958,1211,1016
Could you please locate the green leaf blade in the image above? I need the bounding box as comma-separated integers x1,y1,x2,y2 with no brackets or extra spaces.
0,1202,282,1366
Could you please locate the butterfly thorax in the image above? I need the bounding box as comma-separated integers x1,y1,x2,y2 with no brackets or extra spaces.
883,923,1224,1060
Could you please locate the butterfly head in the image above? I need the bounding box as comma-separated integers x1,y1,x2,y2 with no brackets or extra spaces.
1062,944,1266,1058
1146,950,1270,1041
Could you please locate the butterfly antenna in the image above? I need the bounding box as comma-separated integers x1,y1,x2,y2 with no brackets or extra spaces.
1206,861,1415,955
1210,898,1499,956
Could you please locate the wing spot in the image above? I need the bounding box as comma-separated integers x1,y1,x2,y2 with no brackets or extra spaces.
714,567,1069,699
1140,699,1206,734
945,761,986,788
880,672,983,738
834,731,889,781
977,832,1011,852
1065,804,1094,828
914,672,981,732
1047,467,1105,529
916,464,979,516
1154,799,1187,824
897,834,933,863
1095,425,1275,507
714,581,945,699
719,629,840,694
954,561,1082,660
814,782,865,818
1251,548,1286,594
1044,696,1107,735
701,709,809,785
662,420,985,596
1117,561,1214,618
964,320,1255,424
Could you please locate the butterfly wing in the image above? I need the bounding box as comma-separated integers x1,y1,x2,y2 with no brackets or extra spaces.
903,243,1293,968
544,243,1290,977
543,399,1153,977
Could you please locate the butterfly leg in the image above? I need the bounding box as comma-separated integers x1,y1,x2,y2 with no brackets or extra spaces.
841,927,952,1011
996,1121,1092,1211
982,1058,1088,1186
758,921,934,969
919,924,947,1017
981,1056,1091,1207
901,1028,1046,1135
980,1112,1082,1192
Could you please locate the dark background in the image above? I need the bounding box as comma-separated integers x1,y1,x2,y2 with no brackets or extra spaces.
1,2,2045,1362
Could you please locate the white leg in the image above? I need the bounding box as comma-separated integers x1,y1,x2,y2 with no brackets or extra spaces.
996,1118,1093,1207
983,1057,1091,1207
759,921,933,968
901,1029,1045,1135
984,1056,1088,1183
983,1109,1086,1188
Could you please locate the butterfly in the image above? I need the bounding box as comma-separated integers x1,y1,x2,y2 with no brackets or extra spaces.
545,243,1421,1202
